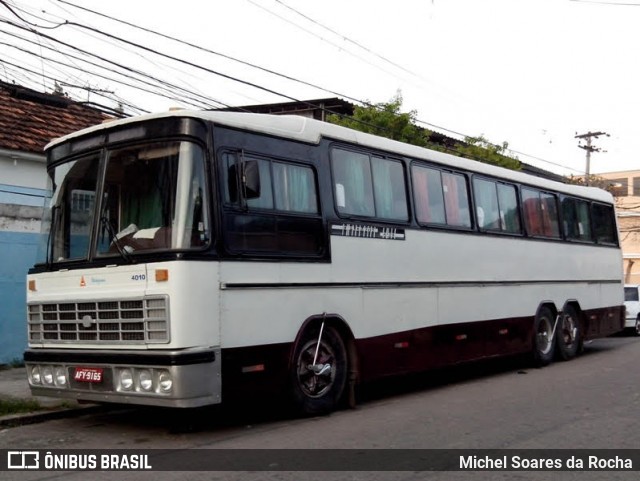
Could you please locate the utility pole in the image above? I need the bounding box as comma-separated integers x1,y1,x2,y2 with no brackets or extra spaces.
575,131,609,186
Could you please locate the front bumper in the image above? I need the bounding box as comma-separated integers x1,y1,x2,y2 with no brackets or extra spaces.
24,348,221,408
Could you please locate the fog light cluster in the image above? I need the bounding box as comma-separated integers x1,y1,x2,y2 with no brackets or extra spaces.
28,364,68,388
116,367,173,395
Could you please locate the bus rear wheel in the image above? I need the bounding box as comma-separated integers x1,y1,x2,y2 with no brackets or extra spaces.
533,306,555,366
556,305,582,361
290,324,347,415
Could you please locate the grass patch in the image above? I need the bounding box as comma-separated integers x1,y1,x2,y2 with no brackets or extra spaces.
0,397,42,416
0,358,25,371
10,358,25,368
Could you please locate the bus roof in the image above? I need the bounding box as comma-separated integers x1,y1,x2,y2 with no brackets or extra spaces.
46,109,613,204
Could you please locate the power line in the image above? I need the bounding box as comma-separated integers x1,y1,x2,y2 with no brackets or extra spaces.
56,0,366,106
1,0,582,175
245,0,416,84
273,0,425,81
50,0,561,168
54,3,552,170
0,57,142,114
0,19,233,110
0,5,231,110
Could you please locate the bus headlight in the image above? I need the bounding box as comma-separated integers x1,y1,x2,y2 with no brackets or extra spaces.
30,365,41,385
138,369,153,391
42,366,54,386
158,371,173,393
55,366,67,387
119,369,134,391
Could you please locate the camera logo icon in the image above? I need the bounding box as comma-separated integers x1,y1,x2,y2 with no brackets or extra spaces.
7,451,39,470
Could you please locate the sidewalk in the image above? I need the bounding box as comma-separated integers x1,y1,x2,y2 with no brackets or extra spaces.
0,366,90,427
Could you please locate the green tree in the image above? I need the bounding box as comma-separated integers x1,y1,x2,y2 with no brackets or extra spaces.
453,135,521,170
327,92,433,148
327,93,520,170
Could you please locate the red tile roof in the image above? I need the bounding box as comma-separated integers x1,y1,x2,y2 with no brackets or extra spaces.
0,81,112,155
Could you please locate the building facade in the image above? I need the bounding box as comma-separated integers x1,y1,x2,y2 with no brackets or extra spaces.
598,170,640,284
0,81,108,364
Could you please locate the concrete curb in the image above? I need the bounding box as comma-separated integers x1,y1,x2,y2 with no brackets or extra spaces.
0,404,104,428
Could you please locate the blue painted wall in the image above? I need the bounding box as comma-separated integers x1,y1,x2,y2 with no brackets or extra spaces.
0,184,48,364
0,231,42,363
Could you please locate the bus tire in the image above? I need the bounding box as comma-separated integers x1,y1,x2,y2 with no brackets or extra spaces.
533,306,555,367
290,324,348,415
556,305,582,361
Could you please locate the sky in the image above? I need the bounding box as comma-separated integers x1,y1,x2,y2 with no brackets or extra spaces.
1,0,639,178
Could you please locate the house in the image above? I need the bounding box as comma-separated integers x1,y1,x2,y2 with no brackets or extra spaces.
0,81,109,364
597,170,640,283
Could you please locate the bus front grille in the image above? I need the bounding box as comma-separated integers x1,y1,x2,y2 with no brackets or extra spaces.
27,296,170,344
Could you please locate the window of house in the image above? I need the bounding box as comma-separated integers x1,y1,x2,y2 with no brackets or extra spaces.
608,178,628,197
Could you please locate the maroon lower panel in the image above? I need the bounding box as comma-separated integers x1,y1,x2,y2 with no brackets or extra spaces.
219,305,624,396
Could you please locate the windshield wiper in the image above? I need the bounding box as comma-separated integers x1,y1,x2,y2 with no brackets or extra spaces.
100,215,133,263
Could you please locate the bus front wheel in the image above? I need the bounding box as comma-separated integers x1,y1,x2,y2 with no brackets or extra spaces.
290,324,348,415
533,306,555,367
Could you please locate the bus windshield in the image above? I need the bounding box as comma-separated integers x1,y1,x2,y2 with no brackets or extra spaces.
45,140,210,262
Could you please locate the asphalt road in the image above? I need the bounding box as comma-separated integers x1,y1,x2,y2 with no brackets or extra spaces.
1,335,639,481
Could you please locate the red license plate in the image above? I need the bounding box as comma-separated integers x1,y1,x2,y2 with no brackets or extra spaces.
73,367,104,383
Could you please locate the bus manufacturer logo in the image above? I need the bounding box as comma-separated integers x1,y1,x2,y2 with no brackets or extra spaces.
81,315,94,328
331,223,406,240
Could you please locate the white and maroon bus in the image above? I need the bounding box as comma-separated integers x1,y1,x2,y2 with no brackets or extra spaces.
25,111,624,414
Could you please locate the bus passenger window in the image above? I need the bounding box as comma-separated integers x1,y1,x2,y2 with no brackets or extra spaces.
412,165,445,225
372,156,408,221
592,203,617,244
443,172,471,228
522,188,560,238
331,148,408,221
473,178,521,233
497,183,521,233
412,165,470,228
562,197,593,242
473,178,501,230
273,162,318,214
331,149,375,217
